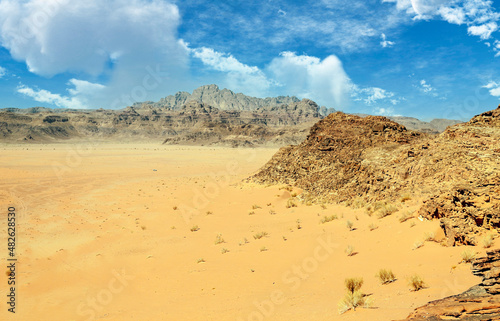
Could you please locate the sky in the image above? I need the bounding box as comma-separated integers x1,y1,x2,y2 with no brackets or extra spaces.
0,0,499,120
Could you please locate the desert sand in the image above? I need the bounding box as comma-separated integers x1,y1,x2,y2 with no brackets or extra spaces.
0,143,492,320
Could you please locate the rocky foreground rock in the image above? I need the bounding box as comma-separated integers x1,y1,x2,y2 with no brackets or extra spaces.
399,249,500,320
250,106,500,246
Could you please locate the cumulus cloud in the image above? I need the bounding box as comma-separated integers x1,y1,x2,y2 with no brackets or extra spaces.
17,78,104,109
190,47,272,96
380,33,396,47
267,52,351,108
468,21,498,39
0,0,190,108
483,81,500,97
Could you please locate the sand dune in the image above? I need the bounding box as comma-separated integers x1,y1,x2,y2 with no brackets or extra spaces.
0,144,491,320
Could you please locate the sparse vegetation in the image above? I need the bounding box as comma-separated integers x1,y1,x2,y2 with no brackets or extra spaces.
206,211,213,215
269,209,276,215
410,222,416,228
376,269,396,284
171,226,176,230
346,220,354,231
338,277,369,314
321,204,327,210
286,199,298,208
260,246,268,252
412,240,424,250
399,193,412,203
482,233,495,248
248,210,255,215
197,258,205,263
141,225,146,230
368,223,378,231
376,203,398,219
345,245,355,256
424,231,436,242
399,210,414,223
221,248,229,254
190,225,200,232
461,248,476,263
173,206,178,210
408,274,426,291
252,204,261,210
296,219,302,230
214,234,225,245
253,231,269,240
320,214,337,224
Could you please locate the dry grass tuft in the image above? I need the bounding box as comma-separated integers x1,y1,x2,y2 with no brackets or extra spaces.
376,269,396,284
399,210,414,223
214,234,225,245
286,199,298,208
424,231,436,242
369,223,378,231
221,248,229,254
190,225,200,232
461,249,476,263
320,215,337,224
376,204,398,219
338,277,369,314
408,274,426,291
346,220,354,231
482,234,495,248
253,231,269,240
412,240,424,250
345,245,355,256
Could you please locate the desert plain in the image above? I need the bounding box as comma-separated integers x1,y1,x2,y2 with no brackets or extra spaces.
0,143,493,320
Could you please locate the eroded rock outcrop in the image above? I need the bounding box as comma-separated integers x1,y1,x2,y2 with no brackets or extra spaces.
250,106,500,245
400,249,500,320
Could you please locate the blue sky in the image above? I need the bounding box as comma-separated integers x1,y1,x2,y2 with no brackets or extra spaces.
0,0,499,120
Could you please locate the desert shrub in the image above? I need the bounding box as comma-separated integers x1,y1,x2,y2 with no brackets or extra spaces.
338,277,369,314
412,240,423,250
399,193,412,203
377,204,398,219
399,210,414,223
345,277,364,294
424,231,436,242
345,245,355,256
461,249,476,263
369,223,378,231
260,246,268,252
252,204,261,209
221,248,229,254
346,220,354,231
482,234,495,248
376,269,396,284
214,234,225,245
320,215,337,224
286,199,298,208
408,274,426,291
253,231,269,240
190,225,200,232
197,258,205,263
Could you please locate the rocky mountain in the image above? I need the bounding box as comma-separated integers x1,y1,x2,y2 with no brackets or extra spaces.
151,84,302,111
249,105,500,246
0,98,322,146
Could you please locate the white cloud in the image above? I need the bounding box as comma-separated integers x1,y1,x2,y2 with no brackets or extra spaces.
468,21,498,39
380,33,396,47
0,0,190,108
16,78,105,109
418,79,439,96
373,106,397,116
438,6,466,24
190,47,272,97
483,81,500,97
267,52,351,108
0,66,5,78
351,85,399,105
386,0,500,44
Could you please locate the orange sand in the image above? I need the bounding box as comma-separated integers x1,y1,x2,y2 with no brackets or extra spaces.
0,143,490,321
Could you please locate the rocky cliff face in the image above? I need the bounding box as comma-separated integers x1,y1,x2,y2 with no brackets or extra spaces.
250,106,500,246
154,84,302,111
0,99,321,146
400,249,500,320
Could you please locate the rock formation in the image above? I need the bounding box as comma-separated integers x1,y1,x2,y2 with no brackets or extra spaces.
400,249,500,320
250,106,500,246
